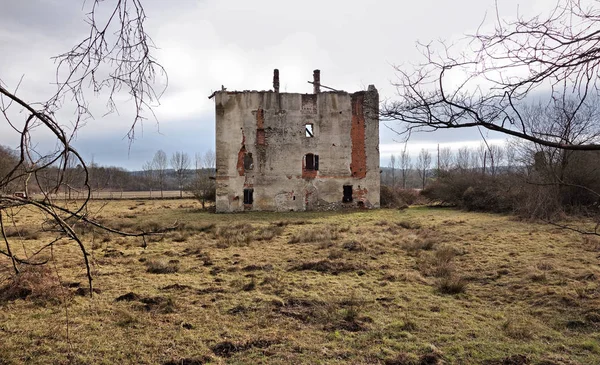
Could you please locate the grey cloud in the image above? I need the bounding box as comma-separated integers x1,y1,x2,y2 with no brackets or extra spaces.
0,0,560,170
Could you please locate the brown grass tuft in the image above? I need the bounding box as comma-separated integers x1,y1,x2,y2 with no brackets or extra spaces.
146,259,180,274
436,276,468,295
288,226,340,244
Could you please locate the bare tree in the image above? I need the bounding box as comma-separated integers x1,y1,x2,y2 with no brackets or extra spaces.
152,150,168,198
473,144,486,173
438,146,452,172
455,146,471,171
0,0,167,291
203,149,216,170
189,150,216,209
488,144,505,176
381,0,600,151
381,0,600,235
505,140,517,172
399,148,411,189
416,148,432,189
171,151,190,198
388,154,397,188
142,160,155,197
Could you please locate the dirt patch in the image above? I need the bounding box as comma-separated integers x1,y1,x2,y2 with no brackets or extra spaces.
482,354,529,365
276,297,328,322
162,356,213,365
140,296,176,313
115,292,141,302
275,296,370,331
290,260,364,275
161,283,194,291
115,292,176,313
211,339,278,358
197,286,225,295
242,264,273,272
74,287,102,296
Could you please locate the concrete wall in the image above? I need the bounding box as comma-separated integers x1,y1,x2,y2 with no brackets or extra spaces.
214,86,379,212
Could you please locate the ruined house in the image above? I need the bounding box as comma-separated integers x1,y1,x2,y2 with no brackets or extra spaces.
212,69,380,212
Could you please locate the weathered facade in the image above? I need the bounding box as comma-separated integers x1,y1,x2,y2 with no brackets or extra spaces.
213,70,380,212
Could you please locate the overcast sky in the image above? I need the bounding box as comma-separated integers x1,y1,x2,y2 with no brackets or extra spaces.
0,0,557,170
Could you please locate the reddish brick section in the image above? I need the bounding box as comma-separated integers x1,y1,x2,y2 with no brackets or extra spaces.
256,130,265,145
256,108,265,129
354,186,368,200
236,133,246,176
256,108,266,145
350,93,367,178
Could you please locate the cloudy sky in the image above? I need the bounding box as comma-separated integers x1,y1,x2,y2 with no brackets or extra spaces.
0,0,557,170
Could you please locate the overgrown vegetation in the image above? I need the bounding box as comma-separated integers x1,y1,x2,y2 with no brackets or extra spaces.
1,199,599,364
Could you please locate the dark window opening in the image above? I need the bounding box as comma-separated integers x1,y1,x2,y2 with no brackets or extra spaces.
244,153,253,170
305,153,319,171
305,123,314,137
243,189,254,204
343,185,353,203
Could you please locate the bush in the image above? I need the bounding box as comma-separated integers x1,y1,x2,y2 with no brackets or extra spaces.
0,266,65,304
380,186,425,208
422,171,524,213
436,276,467,295
380,185,406,208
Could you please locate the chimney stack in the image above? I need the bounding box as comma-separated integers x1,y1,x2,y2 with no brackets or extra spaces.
273,69,280,93
313,69,320,94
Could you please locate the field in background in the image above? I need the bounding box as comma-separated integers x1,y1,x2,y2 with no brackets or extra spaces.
35,190,193,200
1,200,599,364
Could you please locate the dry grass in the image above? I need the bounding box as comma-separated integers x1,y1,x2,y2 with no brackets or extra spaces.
0,200,599,364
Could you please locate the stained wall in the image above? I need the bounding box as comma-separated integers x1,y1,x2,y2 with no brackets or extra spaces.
214,84,379,212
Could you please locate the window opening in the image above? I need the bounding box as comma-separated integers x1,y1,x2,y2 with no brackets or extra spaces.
243,189,254,204
343,185,353,203
305,123,314,137
305,153,319,171
244,153,253,170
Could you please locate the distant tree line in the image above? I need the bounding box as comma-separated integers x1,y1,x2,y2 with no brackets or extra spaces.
382,101,600,221
382,141,513,191
0,145,216,205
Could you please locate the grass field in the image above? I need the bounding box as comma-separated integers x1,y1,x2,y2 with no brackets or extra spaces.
34,190,193,200
1,199,599,364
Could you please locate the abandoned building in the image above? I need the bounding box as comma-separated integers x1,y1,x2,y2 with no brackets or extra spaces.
212,69,380,212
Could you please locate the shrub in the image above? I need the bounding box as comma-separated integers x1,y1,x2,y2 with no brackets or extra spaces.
380,185,407,208
436,276,467,295
0,266,66,304
422,171,522,212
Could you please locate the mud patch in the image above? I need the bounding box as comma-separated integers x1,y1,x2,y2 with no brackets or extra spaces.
211,339,278,358
115,292,141,302
197,287,226,295
115,292,176,313
242,264,273,272
162,356,212,365
290,260,364,275
161,283,194,291
483,354,529,365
